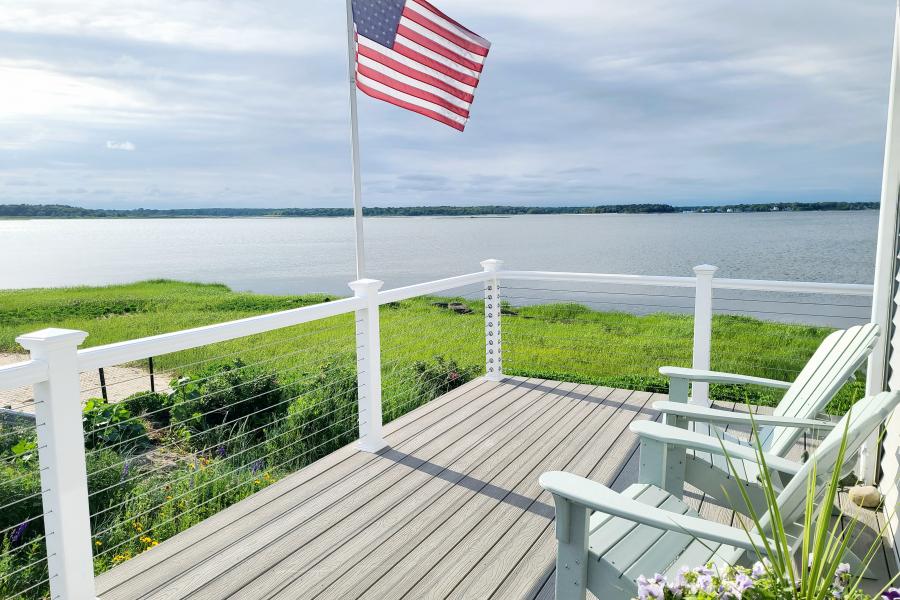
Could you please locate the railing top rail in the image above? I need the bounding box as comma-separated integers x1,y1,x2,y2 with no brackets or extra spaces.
8,267,873,377
77,296,365,373
497,270,873,297
0,358,49,392
712,278,873,296
377,271,492,305
498,270,698,288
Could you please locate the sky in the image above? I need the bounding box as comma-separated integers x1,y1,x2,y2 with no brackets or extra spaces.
0,0,895,209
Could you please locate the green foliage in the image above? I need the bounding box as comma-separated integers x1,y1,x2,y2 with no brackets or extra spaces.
266,361,358,471
83,398,148,450
122,391,171,427
167,360,288,446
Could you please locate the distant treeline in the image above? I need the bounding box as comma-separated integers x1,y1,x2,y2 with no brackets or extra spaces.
0,202,879,219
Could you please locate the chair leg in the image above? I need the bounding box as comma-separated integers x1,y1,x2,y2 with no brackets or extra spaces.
553,495,590,600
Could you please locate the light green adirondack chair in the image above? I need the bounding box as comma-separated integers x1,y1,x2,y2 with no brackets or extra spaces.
539,390,900,600
655,323,878,503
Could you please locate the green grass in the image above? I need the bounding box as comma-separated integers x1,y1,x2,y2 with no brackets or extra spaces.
0,280,866,598
0,280,861,413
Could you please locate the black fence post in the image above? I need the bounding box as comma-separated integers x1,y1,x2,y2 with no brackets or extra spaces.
98,368,108,400
148,357,156,392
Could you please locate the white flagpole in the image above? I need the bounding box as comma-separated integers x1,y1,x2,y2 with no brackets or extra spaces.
345,0,367,279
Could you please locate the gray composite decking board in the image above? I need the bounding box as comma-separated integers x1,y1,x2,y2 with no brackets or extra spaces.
133,377,558,600
95,378,896,600
458,392,662,600
95,376,492,595
238,380,593,599
322,383,618,600
286,383,614,600
96,376,525,599
403,389,654,600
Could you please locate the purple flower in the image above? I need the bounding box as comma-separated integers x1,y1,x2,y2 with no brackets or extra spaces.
751,559,770,579
881,588,900,600
249,458,264,475
636,573,666,600
121,461,130,482
727,573,754,599
10,521,28,544
216,445,226,459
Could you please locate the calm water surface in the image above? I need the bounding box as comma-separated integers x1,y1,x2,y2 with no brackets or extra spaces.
0,212,878,295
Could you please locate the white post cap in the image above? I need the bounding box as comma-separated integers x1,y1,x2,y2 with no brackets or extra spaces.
480,259,504,272
693,264,719,276
17,328,88,352
348,278,384,296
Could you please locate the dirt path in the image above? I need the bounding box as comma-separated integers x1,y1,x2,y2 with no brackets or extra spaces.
0,353,171,414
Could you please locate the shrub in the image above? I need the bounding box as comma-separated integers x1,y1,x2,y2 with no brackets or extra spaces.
122,391,171,427
83,398,148,450
266,362,357,472
168,360,288,447
411,356,479,401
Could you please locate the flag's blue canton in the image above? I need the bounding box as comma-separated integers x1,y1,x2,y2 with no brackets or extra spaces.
352,0,406,48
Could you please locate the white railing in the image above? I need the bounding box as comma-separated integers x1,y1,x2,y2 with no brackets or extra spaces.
0,261,875,600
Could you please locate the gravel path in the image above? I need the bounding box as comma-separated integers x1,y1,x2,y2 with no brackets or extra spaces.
0,353,171,414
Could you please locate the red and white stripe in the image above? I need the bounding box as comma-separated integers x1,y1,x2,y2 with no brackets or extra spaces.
355,0,491,131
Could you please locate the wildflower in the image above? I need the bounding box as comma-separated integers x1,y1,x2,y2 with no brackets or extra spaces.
152,540,159,547
727,573,754,599
882,588,900,600
636,573,666,600
216,445,226,459
166,495,173,501
751,559,770,579
250,458,264,475
9,521,28,545
264,472,272,481
121,461,130,482
254,479,261,485
95,540,102,547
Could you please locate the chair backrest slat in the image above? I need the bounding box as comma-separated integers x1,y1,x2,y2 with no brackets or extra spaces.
764,390,900,531
763,324,878,455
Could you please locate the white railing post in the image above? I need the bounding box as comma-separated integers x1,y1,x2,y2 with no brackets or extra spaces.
691,265,718,406
15,328,96,600
349,279,387,453
481,259,504,381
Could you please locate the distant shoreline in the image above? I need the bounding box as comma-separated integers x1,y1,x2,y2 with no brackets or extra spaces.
0,202,879,220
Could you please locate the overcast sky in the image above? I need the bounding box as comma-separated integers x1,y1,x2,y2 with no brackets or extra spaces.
0,1,895,208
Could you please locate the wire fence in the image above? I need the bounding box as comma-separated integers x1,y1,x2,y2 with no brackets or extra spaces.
0,385,50,600
380,282,486,423
0,275,875,598
500,281,871,413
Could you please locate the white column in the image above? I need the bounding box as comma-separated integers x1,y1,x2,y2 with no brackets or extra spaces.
481,259,504,381
691,265,718,407
16,328,95,600
349,279,386,453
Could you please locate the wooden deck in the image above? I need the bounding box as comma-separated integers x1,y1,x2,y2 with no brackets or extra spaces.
95,376,897,600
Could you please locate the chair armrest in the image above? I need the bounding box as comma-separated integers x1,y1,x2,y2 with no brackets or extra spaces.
652,401,836,431
539,471,770,552
659,367,792,390
630,421,803,476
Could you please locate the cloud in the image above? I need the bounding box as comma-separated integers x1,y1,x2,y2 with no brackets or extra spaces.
0,0,894,208
106,140,136,151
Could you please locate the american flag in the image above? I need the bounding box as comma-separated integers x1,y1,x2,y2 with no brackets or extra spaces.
351,0,491,131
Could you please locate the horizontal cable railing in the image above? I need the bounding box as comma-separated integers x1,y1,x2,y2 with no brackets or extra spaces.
0,260,877,600
0,383,50,600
